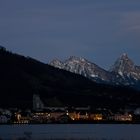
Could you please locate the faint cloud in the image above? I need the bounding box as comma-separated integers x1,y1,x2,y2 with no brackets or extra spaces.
120,11,140,33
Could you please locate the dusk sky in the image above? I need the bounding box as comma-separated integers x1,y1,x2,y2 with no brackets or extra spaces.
0,0,140,69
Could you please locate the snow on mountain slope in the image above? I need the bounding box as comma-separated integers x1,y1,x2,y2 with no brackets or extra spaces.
50,54,140,86
110,53,140,81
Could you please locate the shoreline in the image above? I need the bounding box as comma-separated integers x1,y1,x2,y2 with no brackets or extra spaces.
1,120,140,125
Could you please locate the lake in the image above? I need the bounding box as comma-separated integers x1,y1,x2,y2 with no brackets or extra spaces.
0,124,140,140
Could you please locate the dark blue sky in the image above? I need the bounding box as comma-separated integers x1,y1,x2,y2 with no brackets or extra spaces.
0,0,140,69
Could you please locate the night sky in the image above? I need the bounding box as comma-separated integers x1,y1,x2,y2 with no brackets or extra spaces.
0,0,140,69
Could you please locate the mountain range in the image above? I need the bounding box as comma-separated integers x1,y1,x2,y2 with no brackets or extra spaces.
0,46,140,110
50,54,140,89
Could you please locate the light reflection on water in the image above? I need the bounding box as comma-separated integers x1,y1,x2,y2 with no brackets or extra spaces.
0,124,140,140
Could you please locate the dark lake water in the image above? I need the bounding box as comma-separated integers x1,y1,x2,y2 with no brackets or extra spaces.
0,124,140,140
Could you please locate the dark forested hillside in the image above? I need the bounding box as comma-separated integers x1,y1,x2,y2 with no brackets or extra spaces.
0,46,140,110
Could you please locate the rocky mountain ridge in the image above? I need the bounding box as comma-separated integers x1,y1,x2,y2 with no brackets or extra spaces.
50,54,140,87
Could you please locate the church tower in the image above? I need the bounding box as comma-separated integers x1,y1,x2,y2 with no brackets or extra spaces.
33,94,44,111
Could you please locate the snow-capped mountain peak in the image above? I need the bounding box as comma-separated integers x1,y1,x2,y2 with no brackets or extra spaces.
110,53,140,81
110,53,134,74
50,56,114,83
65,56,88,64
50,54,140,87
120,53,129,59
